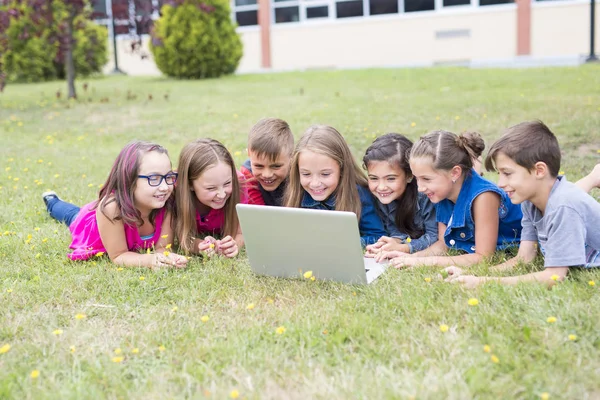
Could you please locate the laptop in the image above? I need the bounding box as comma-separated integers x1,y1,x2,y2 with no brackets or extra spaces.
236,204,388,284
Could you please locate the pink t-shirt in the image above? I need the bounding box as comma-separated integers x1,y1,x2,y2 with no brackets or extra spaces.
68,201,166,260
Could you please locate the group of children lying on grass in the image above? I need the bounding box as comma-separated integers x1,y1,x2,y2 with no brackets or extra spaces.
43,119,600,287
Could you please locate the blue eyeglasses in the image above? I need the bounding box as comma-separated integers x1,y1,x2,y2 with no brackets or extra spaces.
138,172,178,187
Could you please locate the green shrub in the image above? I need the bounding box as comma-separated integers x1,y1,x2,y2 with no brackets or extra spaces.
150,0,243,79
0,0,107,83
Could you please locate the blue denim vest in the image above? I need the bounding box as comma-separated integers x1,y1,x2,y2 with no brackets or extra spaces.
375,192,438,253
436,170,522,253
301,184,386,246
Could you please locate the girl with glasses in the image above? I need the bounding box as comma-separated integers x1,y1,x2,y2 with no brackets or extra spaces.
42,140,188,268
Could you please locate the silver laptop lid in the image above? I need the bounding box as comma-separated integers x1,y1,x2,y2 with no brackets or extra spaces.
237,204,368,284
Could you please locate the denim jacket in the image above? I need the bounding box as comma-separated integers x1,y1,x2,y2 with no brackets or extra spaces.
375,192,438,253
436,170,522,253
301,185,386,246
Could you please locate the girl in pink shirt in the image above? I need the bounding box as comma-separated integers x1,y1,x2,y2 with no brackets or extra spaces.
174,138,247,258
42,140,188,269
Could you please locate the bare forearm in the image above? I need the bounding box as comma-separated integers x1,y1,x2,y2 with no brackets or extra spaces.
410,252,485,268
411,240,447,257
112,252,156,268
481,268,568,286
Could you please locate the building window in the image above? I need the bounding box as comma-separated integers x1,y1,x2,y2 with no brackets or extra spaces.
275,5,300,22
479,0,513,5
443,0,470,6
306,5,329,18
233,0,259,26
336,0,364,18
404,0,434,12
370,0,399,15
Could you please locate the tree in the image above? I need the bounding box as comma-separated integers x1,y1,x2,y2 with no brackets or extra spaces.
0,0,99,98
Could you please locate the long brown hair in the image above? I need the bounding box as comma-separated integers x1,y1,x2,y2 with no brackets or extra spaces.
94,140,172,227
284,125,366,218
363,133,423,238
174,139,241,254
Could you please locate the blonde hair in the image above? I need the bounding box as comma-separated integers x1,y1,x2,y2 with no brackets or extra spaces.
248,118,294,161
410,130,485,176
174,139,241,254
284,125,366,218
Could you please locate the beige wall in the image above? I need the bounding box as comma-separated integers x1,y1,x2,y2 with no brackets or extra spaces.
238,30,263,71
262,8,517,70
531,1,600,57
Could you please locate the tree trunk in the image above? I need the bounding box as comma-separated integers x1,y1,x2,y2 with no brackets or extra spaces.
65,14,76,99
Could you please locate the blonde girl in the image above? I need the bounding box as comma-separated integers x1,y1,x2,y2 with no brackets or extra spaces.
174,138,246,258
284,125,386,246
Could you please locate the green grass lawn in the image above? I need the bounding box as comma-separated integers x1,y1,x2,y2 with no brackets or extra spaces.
1,66,600,399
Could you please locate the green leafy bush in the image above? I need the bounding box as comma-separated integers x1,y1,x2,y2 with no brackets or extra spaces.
150,0,243,79
0,1,107,83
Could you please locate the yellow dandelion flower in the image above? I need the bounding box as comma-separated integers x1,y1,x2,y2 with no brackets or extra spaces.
247,303,255,310
546,316,557,323
171,306,178,312
112,356,124,363
424,277,432,283
303,270,313,279
158,345,166,352
35,253,41,259
96,252,105,257
568,334,577,341
30,370,40,378
201,315,210,322
114,348,122,355
559,171,565,176
42,238,48,243
88,183,94,187
70,346,76,353
163,251,170,256
490,354,499,363
165,244,172,249
13,177,19,182
551,274,559,281
455,116,460,120
234,151,242,156
540,393,550,400
468,298,479,306
139,276,145,281
23,168,28,172
589,280,596,286
276,326,286,335
439,324,449,333
161,234,169,239
310,276,316,281
75,313,86,320
0,344,11,354
483,345,491,353
38,159,43,163
230,389,240,399
209,243,215,249
54,174,60,178
52,329,63,335
131,348,139,354
117,267,124,271
410,122,416,127
6,289,12,293
266,297,274,304
406,237,412,243
352,291,357,296
146,248,151,254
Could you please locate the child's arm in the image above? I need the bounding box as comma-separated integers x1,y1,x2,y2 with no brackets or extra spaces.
490,240,537,272
574,163,600,193
215,223,244,258
239,167,266,205
358,188,388,246
406,197,438,253
389,192,501,268
448,267,569,288
97,204,181,268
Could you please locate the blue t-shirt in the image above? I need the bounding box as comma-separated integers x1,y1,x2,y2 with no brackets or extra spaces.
436,170,522,253
521,176,600,268
300,184,386,246
375,192,437,253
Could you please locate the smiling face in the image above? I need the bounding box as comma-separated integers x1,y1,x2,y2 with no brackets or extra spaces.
298,150,341,201
494,152,537,204
248,150,291,192
134,150,175,216
191,161,233,211
409,156,458,204
367,160,410,205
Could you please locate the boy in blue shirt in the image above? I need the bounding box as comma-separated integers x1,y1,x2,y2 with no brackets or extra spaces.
446,121,600,287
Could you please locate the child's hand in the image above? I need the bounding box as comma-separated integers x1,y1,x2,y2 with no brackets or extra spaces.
375,249,410,263
153,252,188,268
447,275,482,288
441,266,463,281
198,236,217,257
216,235,239,258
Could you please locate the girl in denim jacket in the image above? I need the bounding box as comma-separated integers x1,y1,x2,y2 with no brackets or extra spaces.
380,130,522,268
363,133,438,256
284,125,386,246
